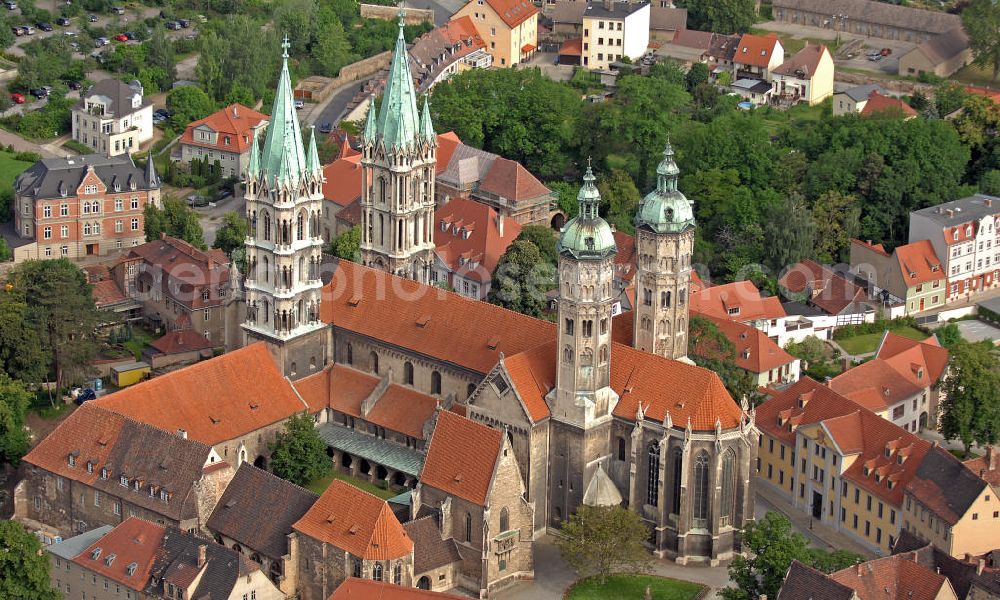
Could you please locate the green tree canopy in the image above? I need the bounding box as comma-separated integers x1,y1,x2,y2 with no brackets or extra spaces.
167,86,217,132
811,191,860,264
487,239,551,318
213,211,249,257
329,226,361,262
938,340,1000,455
270,412,330,486
0,373,31,468
598,169,642,234
0,521,59,600
762,195,815,274
688,315,759,405
963,0,1000,82
144,198,207,250
677,0,756,34
515,224,559,266
556,505,653,584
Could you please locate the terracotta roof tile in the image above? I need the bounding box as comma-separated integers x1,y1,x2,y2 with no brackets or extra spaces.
73,517,166,590
777,560,857,600
613,231,637,283
829,357,925,412
92,279,127,307
320,260,554,374
829,554,951,600
692,311,797,374
93,343,308,446
367,384,440,440
180,104,269,155
962,446,1000,486
148,329,214,355
480,0,539,29
861,92,918,118
421,410,502,506
478,157,550,203
876,332,949,384
502,342,556,423
772,44,830,78
734,32,782,68
757,378,870,447
329,578,467,600
559,37,583,56
128,235,231,311
893,240,945,286
434,197,522,284
779,260,868,315
690,280,786,322
293,480,412,560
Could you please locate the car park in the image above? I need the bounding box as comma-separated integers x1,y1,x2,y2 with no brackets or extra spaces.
64,30,77,36
10,26,21,35
10,92,24,103
56,16,70,25
37,22,52,31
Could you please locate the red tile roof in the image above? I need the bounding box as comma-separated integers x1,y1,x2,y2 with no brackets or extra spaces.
756,378,864,447
779,260,867,316
829,357,925,412
876,332,949,386
478,157,550,203
481,0,539,29
559,37,583,56
613,231,637,283
329,578,467,600
966,85,1000,104
368,384,439,440
829,553,951,600
94,343,308,446
293,480,412,560
434,197,522,284
92,278,128,307
180,103,269,154
734,32,782,68
772,44,830,79
320,260,555,374
74,517,167,590
421,410,502,506
148,329,214,355
692,311,797,374
128,235,231,311
690,280,787,323
502,341,556,423
963,446,1000,486
893,240,945,286
861,91,918,118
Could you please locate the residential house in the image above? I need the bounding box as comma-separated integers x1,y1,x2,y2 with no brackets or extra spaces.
409,16,492,93
144,328,216,369
892,529,1000,600
902,446,1000,559
72,79,153,156
909,194,1000,301
706,33,741,76
777,554,960,600
451,0,539,68
688,279,821,346
691,311,802,387
770,43,835,106
772,0,962,44
756,377,934,554
207,463,318,595
176,103,269,179
648,5,687,42
329,579,467,599
850,239,947,315
779,259,875,327
898,26,971,78
128,234,237,347
580,0,651,70
730,78,775,106
432,196,522,299
829,331,949,432
17,403,234,538
834,84,884,116
93,343,315,468
861,92,919,119
963,446,1000,488
12,154,160,261
84,260,143,323
413,410,534,597
732,32,784,81
293,480,415,600
46,517,283,600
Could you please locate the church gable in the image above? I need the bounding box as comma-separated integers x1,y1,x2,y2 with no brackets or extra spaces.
467,359,539,430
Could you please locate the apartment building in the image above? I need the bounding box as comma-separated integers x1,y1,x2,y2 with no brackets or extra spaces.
451,0,538,68
851,239,947,315
581,0,650,70
176,103,269,178
72,79,153,156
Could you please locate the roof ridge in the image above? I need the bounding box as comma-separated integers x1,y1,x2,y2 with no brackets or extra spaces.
240,462,319,498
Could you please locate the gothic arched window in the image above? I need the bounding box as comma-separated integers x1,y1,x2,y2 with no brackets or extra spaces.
465,512,472,542
563,345,574,363
393,563,401,585
296,212,304,240
346,343,353,365
353,558,362,578
720,449,736,528
404,361,414,385
379,177,388,204
617,437,626,461
670,447,683,515
372,563,383,581
662,290,671,308
431,371,441,395
647,441,660,507
370,351,379,375
263,212,271,241
499,507,509,533
599,344,608,364
693,451,710,527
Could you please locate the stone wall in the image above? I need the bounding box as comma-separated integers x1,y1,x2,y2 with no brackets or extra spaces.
483,442,534,595
360,4,434,24
296,534,413,600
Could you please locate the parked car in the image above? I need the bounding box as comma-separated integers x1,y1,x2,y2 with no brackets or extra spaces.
5,2,16,10
36,21,52,31
177,18,189,27
63,30,76,36
881,47,892,56
867,54,883,62
28,88,47,98
166,20,180,30
56,16,70,25
124,31,136,39
111,6,124,14
69,41,79,49
22,24,33,34
186,194,208,207
95,36,109,46
67,80,81,90
319,121,332,134
215,188,233,202
113,33,128,41
10,92,24,103
88,13,97,21
294,99,304,109
152,112,166,124
154,108,170,119
10,26,21,35
73,388,97,405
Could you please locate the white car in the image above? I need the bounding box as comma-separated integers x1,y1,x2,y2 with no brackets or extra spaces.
294,99,304,110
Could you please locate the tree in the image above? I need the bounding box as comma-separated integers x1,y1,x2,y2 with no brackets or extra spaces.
685,62,710,91
762,195,815,274
963,0,1000,82
556,505,652,584
487,240,551,318
598,170,641,234
784,335,826,366
688,315,759,405
0,373,31,468
0,282,46,385
8,260,103,406
938,341,1000,456
269,412,330,486
167,86,216,132
934,322,963,350
329,226,360,262
677,0,756,34
810,191,860,264
314,11,352,77
0,521,59,600
144,198,207,249
515,224,559,265
721,512,862,600
213,211,248,256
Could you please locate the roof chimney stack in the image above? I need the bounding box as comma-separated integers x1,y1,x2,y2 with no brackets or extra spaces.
177,428,187,439
604,0,612,11
988,445,998,470
496,212,504,238
198,544,207,568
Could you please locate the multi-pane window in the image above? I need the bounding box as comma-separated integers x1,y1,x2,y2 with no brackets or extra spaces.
647,442,660,506
693,452,710,527
720,450,735,527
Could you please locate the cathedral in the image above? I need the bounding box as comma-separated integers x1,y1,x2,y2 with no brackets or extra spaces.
241,21,758,565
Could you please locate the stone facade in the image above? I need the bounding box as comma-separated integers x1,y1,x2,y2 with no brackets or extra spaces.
633,227,694,360
295,533,414,600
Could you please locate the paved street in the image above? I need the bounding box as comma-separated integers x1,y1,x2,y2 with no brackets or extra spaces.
304,75,376,129
196,194,244,248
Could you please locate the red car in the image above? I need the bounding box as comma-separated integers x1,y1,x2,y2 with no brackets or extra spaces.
113,33,128,42
10,92,25,104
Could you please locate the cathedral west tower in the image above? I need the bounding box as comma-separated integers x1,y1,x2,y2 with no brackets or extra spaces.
242,38,328,378
633,141,695,361
359,11,437,282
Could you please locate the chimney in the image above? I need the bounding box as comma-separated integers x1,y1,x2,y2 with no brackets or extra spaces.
496,213,504,238
197,544,207,568
824,376,832,387
177,428,187,439
604,0,612,10
988,446,998,470
233,105,238,118
986,198,993,208
160,232,166,240
977,558,986,576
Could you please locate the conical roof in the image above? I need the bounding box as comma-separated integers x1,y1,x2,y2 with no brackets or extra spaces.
557,164,617,260
635,140,695,234
247,127,261,179
582,463,623,507
305,126,321,176
374,10,423,151
259,38,308,186
419,96,435,145
145,154,159,189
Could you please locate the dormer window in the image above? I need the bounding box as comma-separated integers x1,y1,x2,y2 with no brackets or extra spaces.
160,489,168,502
202,290,210,301
888,480,895,489
741,349,750,359
126,562,137,576
149,485,155,497
885,448,892,458
863,466,870,477
967,226,973,236
133,480,140,491
897,455,905,465
954,230,960,241
91,548,101,560
101,468,108,479
68,454,76,467
120,475,128,486
224,135,231,145
87,462,93,474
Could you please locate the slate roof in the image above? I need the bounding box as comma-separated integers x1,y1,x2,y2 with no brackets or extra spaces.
317,423,426,476
420,410,502,506
22,403,223,523
402,515,462,574
839,83,883,102
551,0,587,24
409,17,486,93
583,0,649,20
149,527,260,599
772,0,961,35
434,196,522,284
293,480,413,560
829,554,952,600
891,530,984,600
75,79,149,116
329,578,467,599
206,464,317,559
905,445,987,525
180,103,269,154
708,33,741,61
909,26,969,65
777,560,857,600
94,343,308,446
15,153,156,200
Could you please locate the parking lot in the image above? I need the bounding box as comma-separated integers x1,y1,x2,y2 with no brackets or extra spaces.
755,20,916,76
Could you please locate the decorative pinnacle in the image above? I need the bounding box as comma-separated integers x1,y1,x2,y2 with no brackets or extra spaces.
663,136,673,158
281,35,290,58
397,1,406,29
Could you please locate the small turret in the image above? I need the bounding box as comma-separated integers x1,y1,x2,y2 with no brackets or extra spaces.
420,96,435,146
305,126,321,178
247,127,261,180
557,163,617,260
363,94,377,144
635,139,695,234
145,153,159,189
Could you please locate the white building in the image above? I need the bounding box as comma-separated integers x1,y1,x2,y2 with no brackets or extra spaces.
71,79,153,157
832,84,883,116
581,0,650,70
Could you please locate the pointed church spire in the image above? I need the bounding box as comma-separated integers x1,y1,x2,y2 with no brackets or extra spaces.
578,160,601,220
259,36,308,186
144,153,159,189
247,127,261,180
306,125,321,176
363,94,377,143
374,5,421,152
419,96,435,145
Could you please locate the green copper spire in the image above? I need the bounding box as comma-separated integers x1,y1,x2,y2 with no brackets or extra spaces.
373,7,421,152
557,161,617,260
305,125,321,176
635,139,695,234
247,126,261,179
363,94,377,142
419,96,435,145
259,37,308,186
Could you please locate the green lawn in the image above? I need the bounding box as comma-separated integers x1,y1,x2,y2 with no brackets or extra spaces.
836,326,928,355
567,575,705,600
306,468,397,500
0,151,34,191
952,63,1000,88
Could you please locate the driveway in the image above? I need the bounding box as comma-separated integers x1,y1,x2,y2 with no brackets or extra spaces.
196,194,244,248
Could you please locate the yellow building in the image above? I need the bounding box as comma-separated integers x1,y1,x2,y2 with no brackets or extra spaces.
451,0,539,67
902,445,1000,559
757,378,934,555
770,43,835,106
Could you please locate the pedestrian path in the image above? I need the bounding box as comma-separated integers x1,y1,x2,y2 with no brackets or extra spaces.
756,485,877,559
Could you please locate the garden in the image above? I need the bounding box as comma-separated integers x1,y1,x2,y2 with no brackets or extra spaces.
566,575,705,600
